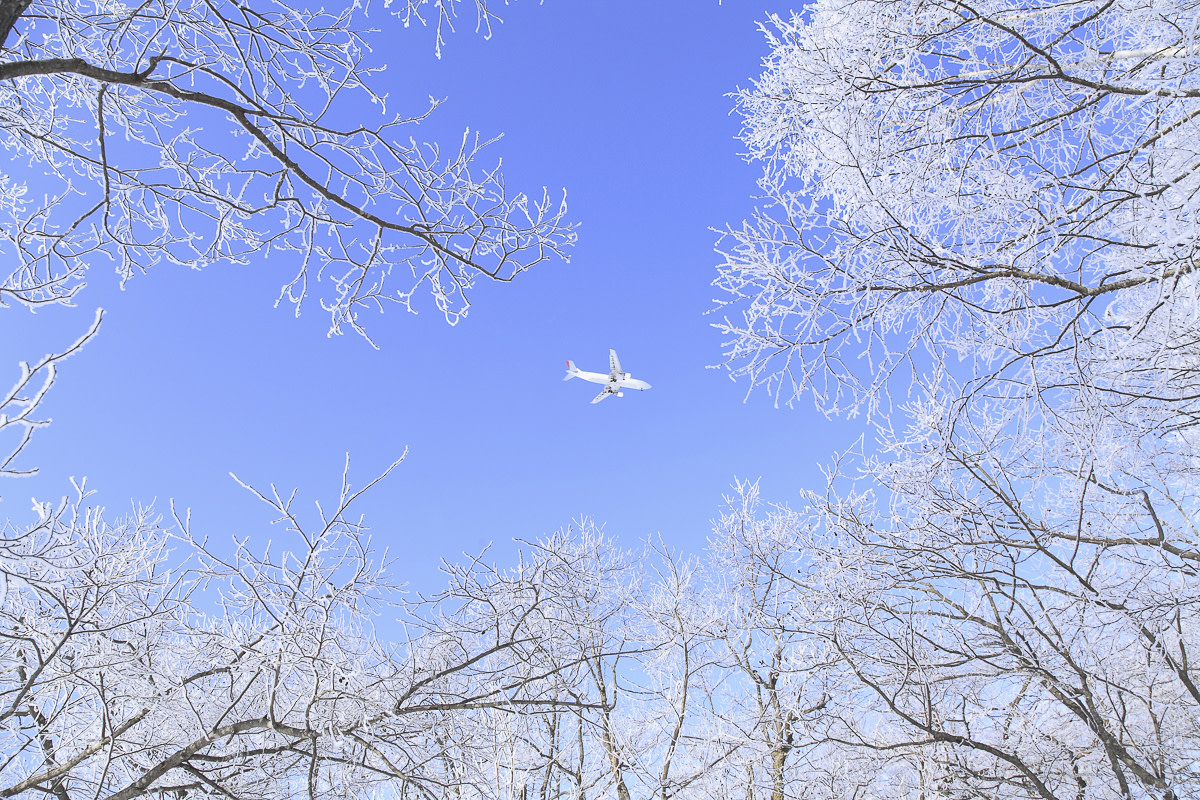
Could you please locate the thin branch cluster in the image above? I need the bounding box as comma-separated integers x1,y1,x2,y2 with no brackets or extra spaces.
0,0,573,337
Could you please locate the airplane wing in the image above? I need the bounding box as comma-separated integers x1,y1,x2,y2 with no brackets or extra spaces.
591,387,616,404
609,349,622,377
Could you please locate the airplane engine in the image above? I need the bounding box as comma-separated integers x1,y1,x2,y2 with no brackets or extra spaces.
617,392,624,397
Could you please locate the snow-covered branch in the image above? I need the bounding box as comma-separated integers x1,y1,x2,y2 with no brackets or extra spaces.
0,0,574,337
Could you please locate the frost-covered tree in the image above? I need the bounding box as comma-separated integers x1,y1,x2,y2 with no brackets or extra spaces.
711,3,1200,799
482,527,643,800
704,483,834,800
704,462,1200,800
716,0,1199,428
0,462,643,800
0,0,574,337
455,530,734,800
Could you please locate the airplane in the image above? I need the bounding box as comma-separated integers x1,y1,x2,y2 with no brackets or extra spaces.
564,349,652,404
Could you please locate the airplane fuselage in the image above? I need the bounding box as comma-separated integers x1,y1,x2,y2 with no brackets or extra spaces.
570,369,651,393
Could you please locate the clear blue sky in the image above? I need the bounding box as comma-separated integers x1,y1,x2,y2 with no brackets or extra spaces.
2,1,864,588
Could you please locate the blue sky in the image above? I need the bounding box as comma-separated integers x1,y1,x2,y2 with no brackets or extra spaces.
2,1,864,589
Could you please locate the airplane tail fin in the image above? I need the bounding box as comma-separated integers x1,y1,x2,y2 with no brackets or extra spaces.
563,360,579,381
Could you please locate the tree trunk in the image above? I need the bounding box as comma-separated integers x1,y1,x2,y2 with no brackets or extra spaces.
770,746,788,800
0,0,29,49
